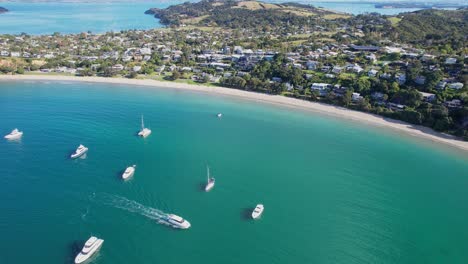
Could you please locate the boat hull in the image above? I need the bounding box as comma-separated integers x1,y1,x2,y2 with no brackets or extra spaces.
74,238,104,264
252,204,264,219
4,132,23,140
205,181,215,192
71,148,88,159
122,166,135,180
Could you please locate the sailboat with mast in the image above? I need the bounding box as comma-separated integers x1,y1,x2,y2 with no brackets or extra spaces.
205,165,215,192
138,115,152,138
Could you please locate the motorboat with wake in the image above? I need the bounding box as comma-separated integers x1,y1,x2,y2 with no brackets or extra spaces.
71,144,88,159
122,165,136,180
4,128,23,140
158,214,191,229
138,115,151,138
205,165,215,192
252,204,264,219
74,236,104,264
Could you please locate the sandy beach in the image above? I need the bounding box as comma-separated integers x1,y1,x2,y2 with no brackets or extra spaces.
1,74,467,152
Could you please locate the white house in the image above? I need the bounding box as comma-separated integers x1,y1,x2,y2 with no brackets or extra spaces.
311,83,330,96
445,57,457,64
306,61,319,70
368,69,378,77
419,91,436,102
448,82,464,90
112,64,124,71
352,92,363,101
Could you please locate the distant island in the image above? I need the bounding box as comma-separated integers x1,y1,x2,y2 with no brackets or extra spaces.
145,0,348,28
375,3,467,9
0,7,9,14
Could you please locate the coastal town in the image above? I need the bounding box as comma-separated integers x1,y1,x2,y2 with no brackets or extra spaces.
0,0,467,139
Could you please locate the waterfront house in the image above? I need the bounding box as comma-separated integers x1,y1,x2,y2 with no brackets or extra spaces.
112,64,124,71
311,83,330,96
352,92,363,102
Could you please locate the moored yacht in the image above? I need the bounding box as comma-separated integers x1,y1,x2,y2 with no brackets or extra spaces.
217,113,223,118
159,214,191,229
138,115,151,138
122,165,136,180
71,144,88,159
4,128,23,140
252,204,264,219
74,236,104,264
205,166,215,192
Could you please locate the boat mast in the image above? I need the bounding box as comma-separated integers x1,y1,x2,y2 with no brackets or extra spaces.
141,115,144,130
207,165,210,181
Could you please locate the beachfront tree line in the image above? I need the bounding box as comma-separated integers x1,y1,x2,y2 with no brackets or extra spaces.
219,54,468,139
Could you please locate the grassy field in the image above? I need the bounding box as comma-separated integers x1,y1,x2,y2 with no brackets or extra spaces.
387,17,402,26
323,13,351,20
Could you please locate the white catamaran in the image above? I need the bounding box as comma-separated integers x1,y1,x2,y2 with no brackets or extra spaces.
205,165,215,192
138,115,151,138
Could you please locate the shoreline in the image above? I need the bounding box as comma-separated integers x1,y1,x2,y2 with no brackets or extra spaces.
1,74,467,153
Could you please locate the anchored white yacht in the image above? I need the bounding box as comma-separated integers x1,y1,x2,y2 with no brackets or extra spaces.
122,165,136,180
138,115,151,138
205,166,215,192
74,236,104,264
71,144,88,159
217,113,223,118
252,204,264,219
4,128,23,140
159,214,191,229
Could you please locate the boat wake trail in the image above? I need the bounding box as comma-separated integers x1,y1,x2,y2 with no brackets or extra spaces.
100,194,168,222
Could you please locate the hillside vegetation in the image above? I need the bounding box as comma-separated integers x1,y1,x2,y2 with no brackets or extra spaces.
145,0,345,28
389,9,467,49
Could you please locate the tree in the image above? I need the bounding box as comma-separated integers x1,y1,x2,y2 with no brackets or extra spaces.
400,109,422,124
171,70,181,80
356,77,371,94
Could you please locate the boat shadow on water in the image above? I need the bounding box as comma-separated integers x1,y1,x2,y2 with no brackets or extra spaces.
65,241,82,264
241,208,254,221
197,182,206,192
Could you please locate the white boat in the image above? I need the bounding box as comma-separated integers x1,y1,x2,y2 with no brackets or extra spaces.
71,144,88,159
4,128,23,140
138,115,151,138
159,214,191,229
217,113,223,118
122,165,136,180
205,166,215,192
74,236,104,264
252,204,264,219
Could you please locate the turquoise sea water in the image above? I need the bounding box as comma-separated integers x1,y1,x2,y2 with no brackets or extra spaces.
0,1,453,35
0,1,181,35
0,81,467,264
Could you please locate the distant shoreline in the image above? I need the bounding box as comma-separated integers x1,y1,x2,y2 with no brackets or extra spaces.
1,74,467,153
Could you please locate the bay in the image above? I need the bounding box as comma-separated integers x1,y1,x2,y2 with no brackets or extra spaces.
0,81,467,264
